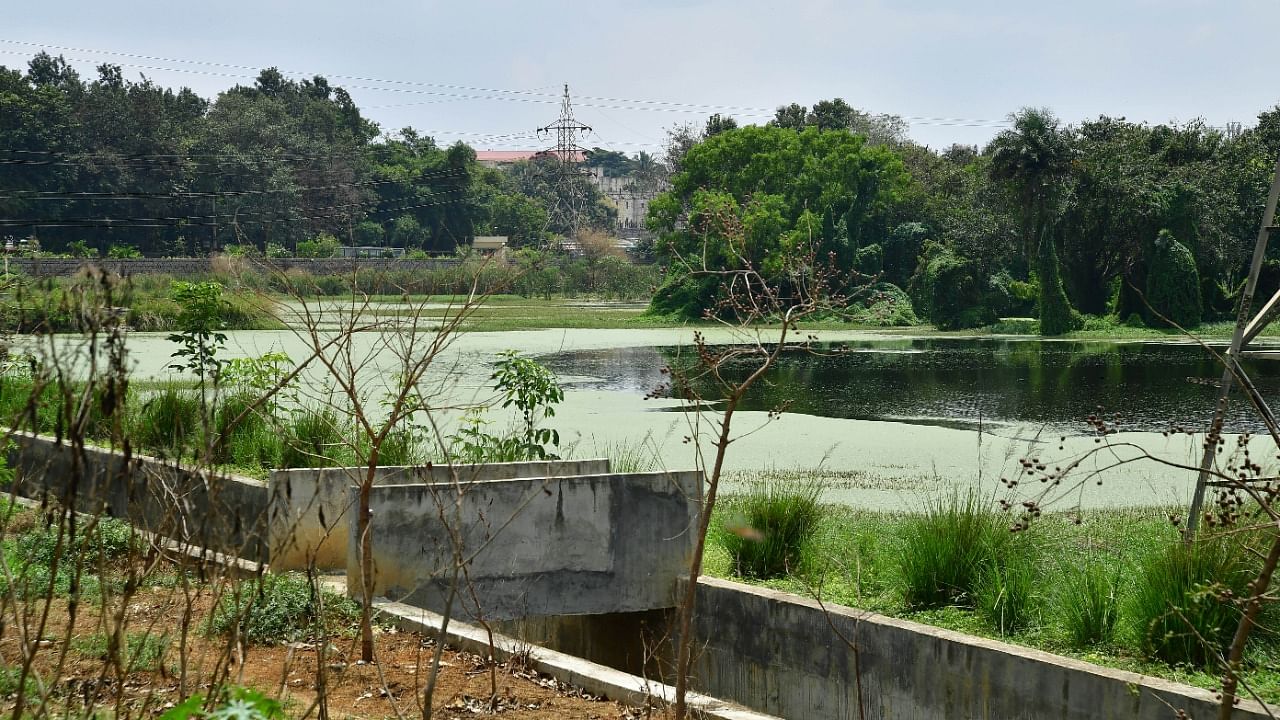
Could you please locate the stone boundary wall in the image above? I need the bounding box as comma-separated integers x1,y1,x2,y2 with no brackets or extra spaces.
686,576,1276,720
9,257,460,278
267,459,612,571
4,432,270,563
352,470,702,622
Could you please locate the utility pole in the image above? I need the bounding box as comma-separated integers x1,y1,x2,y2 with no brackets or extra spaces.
537,84,592,244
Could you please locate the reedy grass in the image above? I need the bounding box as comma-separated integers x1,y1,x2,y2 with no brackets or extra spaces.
1054,558,1119,648
897,490,1010,609
717,477,823,579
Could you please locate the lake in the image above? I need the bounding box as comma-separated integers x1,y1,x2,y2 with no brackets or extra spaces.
23,325,1273,510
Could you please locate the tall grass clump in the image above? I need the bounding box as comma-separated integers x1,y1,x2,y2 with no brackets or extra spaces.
898,490,1010,608
374,427,425,467
131,386,201,458
1056,559,1119,648
214,393,284,469
975,540,1040,635
281,408,348,468
719,478,823,579
1128,537,1254,667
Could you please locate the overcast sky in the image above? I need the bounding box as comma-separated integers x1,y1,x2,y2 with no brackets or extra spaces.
5,1,1279,155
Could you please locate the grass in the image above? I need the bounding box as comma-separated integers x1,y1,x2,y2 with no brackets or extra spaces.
704,495,1280,703
72,632,172,673
716,477,823,579
896,490,1010,608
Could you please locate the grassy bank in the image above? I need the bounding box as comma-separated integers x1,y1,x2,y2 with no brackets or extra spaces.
705,488,1280,703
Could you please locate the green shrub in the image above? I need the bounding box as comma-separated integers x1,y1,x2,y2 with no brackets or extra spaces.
106,244,142,259
648,271,722,319
897,491,1010,608
719,479,823,579
1145,230,1202,328
295,233,341,259
975,545,1039,635
209,572,359,644
374,427,425,467
1128,538,1252,666
850,283,920,326
907,242,998,330
1056,560,1119,648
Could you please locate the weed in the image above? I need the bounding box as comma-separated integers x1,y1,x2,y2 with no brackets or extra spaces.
132,387,201,458
975,542,1039,635
718,478,823,579
1056,559,1119,648
208,573,360,644
1128,537,1254,667
281,409,348,469
897,490,1009,608
73,631,171,673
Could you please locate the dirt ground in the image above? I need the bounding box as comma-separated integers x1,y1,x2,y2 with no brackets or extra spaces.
0,585,663,719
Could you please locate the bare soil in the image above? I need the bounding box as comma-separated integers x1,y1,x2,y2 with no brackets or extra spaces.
0,585,661,719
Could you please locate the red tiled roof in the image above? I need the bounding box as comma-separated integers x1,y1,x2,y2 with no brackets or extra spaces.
475,150,586,163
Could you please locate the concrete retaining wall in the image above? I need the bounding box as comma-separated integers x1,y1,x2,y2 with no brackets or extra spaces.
5,432,270,563
686,576,1275,720
9,257,460,278
350,470,702,622
267,459,611,571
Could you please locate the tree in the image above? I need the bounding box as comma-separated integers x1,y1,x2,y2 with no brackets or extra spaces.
648,124,910,316
988,108,1080,334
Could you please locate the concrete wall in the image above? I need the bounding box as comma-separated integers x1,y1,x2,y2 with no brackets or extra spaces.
5,432,270,563
9,257,460,278
268,459,611,571
686,576,1276,720
349,470,702,622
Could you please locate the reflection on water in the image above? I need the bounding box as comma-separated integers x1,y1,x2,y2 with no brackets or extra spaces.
544,339,1280,435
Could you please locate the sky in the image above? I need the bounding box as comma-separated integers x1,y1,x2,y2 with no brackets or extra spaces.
5,0,1280,156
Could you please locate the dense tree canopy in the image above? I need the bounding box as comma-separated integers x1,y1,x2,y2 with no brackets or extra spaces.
648,124,910,315
3,52,1279,336
0,54,583,255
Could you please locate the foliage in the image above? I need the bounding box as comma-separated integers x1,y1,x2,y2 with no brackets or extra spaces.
295,233,340,258
1144,230,1202,327
718,479,823,579
897,491,1010,608
107,244,142,259
132,387,201,457
1037,225,1083,335
209,572,359,645
1129,537,1254,667
1056,560,1120,648
909,241,998,329
975,541,1039,635
648,124,910,317
160,687,285,720
167,281,229,385
490,350,564,460
73,631,171,672
281,409,348,468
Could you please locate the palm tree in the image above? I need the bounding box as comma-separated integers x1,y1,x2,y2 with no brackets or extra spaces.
988,108,1080,335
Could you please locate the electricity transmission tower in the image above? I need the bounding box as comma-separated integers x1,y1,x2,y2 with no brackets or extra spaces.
537,84,592,243
1186,153,1280,534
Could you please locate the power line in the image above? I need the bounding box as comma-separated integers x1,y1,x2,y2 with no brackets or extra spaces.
0,41,1015,128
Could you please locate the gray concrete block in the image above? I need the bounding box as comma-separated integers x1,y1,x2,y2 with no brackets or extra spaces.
687,576,1277,720
348,470,701,621
268,459,610,571
5,431,269,562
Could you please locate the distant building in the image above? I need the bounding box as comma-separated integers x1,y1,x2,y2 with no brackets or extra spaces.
339,246,405,258
475,150,586,169
473,236,508,256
